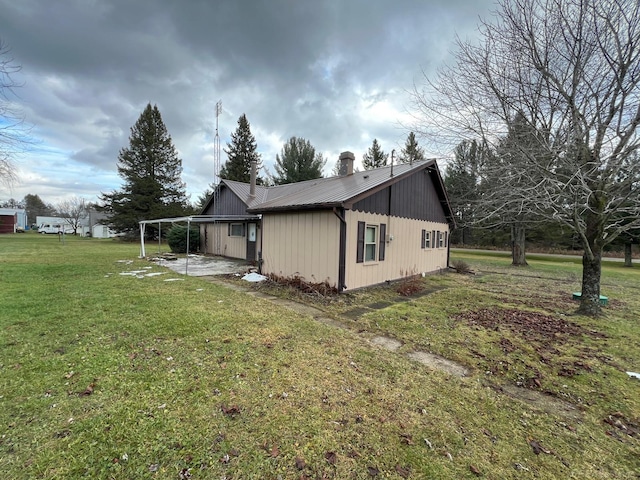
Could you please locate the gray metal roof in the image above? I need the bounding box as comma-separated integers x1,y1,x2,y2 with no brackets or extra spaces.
245,160,438,212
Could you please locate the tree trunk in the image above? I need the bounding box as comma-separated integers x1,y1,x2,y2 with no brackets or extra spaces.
624,242,633,267
511,224,528,266
578,250,602,316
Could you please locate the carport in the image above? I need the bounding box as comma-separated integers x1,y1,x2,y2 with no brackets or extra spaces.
138,215,252,275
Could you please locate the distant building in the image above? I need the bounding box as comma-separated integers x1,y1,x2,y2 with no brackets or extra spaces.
0,208,27,233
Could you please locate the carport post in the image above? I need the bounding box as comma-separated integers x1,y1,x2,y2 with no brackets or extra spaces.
185,218,191,275
139,222,146,258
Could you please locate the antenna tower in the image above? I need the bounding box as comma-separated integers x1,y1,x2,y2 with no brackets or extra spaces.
213,100,222,254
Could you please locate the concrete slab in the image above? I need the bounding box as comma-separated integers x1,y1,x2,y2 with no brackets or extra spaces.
153,254,249,277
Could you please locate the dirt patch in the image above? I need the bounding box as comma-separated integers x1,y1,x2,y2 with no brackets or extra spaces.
454,308,594,344
406,351,469,377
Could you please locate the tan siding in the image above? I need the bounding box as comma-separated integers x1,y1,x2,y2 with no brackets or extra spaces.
261,211,340,286
344,210,449,291
200,223,246,259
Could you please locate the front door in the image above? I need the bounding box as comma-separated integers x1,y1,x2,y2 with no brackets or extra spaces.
246,223,257,261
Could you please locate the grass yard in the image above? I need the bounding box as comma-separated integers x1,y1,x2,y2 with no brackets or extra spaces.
0,234,638,479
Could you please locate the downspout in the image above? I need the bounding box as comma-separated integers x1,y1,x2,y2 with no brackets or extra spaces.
333,207,347,292
258,214,263,274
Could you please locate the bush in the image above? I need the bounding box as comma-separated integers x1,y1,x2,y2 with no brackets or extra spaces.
451,259,472,274
167,225,200,253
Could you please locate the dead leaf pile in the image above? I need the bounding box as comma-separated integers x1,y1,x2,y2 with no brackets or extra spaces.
455,308,587,344
603,412,639,442
220,404,241,417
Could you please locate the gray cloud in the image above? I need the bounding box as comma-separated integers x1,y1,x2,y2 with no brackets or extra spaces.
0,0,493,204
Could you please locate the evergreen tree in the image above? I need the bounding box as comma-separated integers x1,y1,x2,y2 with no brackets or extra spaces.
444,140,482,245
362,139,388,170
99,103,189,237
219,114,262,184
399,132,425,164
22,194,55,225
195,184,214,213
272,136,326,185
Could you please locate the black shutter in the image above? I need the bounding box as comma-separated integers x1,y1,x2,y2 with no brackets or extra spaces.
421,229,426,249
356,221,365,263
227,223,231,236
444,231,448,247
379,223,386,261
432,230,436,248
436,230,440,247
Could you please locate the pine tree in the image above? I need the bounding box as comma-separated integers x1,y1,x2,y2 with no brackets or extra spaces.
272,137,326,185
23,194,55,226
99,103,189,236
362,139,388,170
219,114,262,183
399,132,425,164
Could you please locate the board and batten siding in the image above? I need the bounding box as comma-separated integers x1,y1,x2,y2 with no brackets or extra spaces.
200,223,252,259
260,211,340,286
352,168,447,222
344,210,449,291
202,185,248,216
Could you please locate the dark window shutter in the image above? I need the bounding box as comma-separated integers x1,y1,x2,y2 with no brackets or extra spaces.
242,223,246,237
421,229,426,249
432,230,436,248
436,230,440,247
356,221,365,263
444,231,448,247
379,223,386,261
227,223,231,236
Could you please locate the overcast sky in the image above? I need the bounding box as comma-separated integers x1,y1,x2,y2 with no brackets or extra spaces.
0,0,495,207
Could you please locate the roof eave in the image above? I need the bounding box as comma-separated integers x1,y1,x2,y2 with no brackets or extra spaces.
247,201,343,214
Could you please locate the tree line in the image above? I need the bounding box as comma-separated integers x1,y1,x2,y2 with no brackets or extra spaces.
411,0,640,315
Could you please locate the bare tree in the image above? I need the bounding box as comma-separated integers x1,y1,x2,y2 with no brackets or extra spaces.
411,0,640,315
0,40,29,191
57,197,89,235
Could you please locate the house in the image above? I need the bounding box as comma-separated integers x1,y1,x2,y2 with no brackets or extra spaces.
200,151,454,292
87,209,118,238
0,208,27,233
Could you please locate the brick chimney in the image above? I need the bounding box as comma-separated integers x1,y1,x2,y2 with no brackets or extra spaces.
249,160,257,197
338,151,354,176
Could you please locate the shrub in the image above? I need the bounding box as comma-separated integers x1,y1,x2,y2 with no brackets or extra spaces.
167,225,200,253
451,259,472,274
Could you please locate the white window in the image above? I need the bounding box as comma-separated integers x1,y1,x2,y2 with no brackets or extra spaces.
365,225,377,262
229,223,244,237
424,230,431,248
438,231,445,248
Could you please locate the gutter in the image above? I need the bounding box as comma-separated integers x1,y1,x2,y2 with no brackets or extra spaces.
332,207,347,292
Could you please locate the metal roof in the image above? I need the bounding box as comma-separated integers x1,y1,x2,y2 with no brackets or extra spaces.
246,160,438,213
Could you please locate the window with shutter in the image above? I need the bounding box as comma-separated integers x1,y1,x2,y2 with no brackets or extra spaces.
379,223,386,261
356,221,365,263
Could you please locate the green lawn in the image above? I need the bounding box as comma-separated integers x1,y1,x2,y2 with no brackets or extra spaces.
1,234,638,479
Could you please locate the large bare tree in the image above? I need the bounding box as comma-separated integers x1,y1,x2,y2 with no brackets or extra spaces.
411,0,640,315
0,40,28,191
57,197,89,235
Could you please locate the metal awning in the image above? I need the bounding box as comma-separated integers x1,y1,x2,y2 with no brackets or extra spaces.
138,214,261,274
